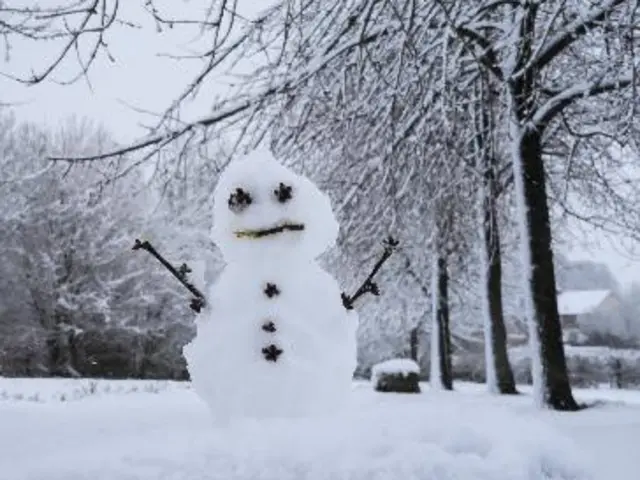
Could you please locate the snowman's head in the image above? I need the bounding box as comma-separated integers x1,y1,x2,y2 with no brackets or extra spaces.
211,148,339,263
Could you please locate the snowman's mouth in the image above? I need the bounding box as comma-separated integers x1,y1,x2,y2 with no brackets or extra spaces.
234,222,305,239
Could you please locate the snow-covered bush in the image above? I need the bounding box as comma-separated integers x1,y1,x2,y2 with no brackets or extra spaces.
371,358,421,393
508,346,640,388
0,113,211,379
566,354,640,389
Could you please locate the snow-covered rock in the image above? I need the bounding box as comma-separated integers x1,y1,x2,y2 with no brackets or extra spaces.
371,358,421,393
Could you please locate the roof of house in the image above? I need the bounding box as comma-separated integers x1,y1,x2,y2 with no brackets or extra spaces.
557,289,612,316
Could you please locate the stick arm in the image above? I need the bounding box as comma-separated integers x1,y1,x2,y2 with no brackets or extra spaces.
132,239,208,313
342,236,399,310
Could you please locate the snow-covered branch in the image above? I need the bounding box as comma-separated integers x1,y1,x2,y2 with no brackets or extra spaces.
527,0,628,75
531,74,635,128
1,0,118,85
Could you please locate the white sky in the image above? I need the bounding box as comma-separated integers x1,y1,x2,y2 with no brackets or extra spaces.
562,223,640,289
1,1,639,287
1,1,218,142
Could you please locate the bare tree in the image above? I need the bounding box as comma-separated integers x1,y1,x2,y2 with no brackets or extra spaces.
0,112,201,377
6,2,639,410
469,73,518,395
439,0,640,410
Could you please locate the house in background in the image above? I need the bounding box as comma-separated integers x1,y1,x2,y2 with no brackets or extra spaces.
557,289,628,343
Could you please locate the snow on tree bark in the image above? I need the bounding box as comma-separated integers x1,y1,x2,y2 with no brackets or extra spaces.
473,76,517,396
478,175,497,394
499,2,580,410
429,251,442,390
507,103,545,408
480,181,517,395
430,249,453,391
508,99,578,410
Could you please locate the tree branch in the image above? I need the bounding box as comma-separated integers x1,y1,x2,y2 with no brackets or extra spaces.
47,17,390,163
3,0,119,85
47,84,287,161
531,74,635,128
455,25,504,80
529,0,627,74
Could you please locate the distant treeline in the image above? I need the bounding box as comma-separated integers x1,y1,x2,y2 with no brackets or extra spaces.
1,325,193,380
0,113,199,380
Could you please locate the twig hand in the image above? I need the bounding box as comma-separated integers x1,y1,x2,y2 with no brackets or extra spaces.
132,239,207,313
342,236,399,310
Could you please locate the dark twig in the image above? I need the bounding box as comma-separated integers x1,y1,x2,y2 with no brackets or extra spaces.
132,239,207,313
342,236,399,310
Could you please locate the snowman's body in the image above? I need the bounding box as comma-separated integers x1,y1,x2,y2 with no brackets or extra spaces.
183,149,358,423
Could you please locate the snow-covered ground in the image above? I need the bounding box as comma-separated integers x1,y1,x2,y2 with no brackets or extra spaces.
1,378,638,480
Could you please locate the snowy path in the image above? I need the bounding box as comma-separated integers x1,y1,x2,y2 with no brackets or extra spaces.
1,379,638,480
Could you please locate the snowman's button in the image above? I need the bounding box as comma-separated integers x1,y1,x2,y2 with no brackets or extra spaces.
261,321,277,333
262,344,283,362
264,283,280,298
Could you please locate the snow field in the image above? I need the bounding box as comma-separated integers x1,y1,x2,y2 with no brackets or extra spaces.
3,378,636,480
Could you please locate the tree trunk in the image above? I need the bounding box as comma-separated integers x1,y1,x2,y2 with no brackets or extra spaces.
482,165,518,394
46,327,71,376
409,327,419,362
474,72,517,395
431,254,453,390
518,131,579,411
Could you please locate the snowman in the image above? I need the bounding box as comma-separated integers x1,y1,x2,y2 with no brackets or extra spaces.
183,148,361,424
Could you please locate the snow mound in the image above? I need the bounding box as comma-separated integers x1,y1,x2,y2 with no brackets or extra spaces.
371,358,421,380
210,147,339,263
23,395,597,480
182,402,597,480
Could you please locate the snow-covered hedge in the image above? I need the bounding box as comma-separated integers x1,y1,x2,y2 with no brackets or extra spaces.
371,358,421,393
454,347,640,388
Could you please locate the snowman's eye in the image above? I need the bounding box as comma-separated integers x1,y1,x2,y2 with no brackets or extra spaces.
274,182,293,203
228,187,252,213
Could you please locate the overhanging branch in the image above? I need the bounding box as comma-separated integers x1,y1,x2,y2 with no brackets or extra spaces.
531,75,635,128
528,0,627,74
48,82,291,162
46,8,392,163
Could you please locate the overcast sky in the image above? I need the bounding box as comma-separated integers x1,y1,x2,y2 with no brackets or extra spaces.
2,1,639,288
